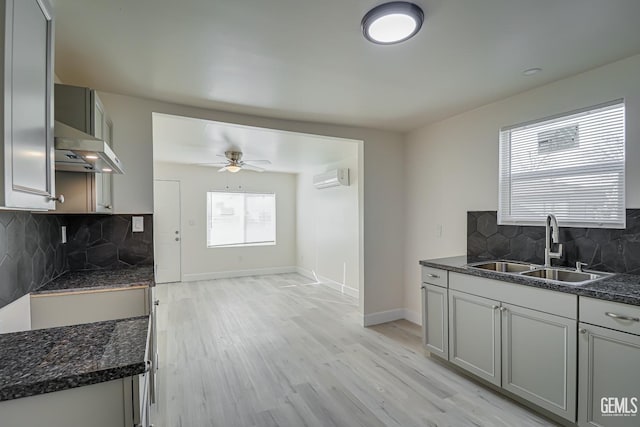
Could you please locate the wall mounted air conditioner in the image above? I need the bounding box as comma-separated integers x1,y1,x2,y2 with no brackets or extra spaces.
313,169,349,189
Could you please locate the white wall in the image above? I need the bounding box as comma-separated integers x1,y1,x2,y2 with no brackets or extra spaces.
154,162,296,280
404,54,640,320
296,154,360,297
97,92,404,320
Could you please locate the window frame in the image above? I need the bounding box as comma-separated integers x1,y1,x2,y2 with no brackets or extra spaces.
206,191,277,248
498,99,626,229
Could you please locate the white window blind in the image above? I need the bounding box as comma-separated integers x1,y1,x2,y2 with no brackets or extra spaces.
498,99,625,229
207,192,276,247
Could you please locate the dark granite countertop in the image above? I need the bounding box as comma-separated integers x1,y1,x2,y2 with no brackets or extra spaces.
0,316,149,402
419,255,640,306
32,266,155,295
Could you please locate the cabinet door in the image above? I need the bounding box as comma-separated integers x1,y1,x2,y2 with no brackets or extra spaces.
2,0,55,210
449,290,501,386
502,304,577,421
422,283,448,358
578,323,640,427
95,111,113,212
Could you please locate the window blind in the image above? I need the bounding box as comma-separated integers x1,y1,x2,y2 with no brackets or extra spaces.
498,99,625,228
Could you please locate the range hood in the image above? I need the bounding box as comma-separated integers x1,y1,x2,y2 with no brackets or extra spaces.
54,121,125,174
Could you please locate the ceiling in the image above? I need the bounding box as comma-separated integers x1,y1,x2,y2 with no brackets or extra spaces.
53,0,640,131
152,113,359,173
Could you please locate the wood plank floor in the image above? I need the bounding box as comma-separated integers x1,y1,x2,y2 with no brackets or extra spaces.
152,274,557,427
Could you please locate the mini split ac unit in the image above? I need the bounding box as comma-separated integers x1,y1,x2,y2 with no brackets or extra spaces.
313,169,349,189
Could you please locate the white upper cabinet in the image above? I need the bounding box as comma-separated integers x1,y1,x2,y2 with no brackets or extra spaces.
0,0,56,210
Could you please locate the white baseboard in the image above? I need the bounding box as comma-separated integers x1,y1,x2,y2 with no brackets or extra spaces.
403,308,422,326
363,308,422,327
363,309,405,326
182,266,297,282
295,267,359,299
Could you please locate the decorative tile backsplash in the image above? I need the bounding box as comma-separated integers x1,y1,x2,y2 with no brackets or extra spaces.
468,210,640,274
0,212,67,308
64,215,154,271
0,213,154,309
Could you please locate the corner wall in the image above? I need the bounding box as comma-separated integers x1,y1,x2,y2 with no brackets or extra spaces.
296,154,360,297
404,54,640,322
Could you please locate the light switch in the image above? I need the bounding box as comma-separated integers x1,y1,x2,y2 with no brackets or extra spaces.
132,216,144,233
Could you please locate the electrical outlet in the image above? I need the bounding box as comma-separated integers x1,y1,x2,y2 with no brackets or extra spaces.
61,226,67,243
132,216,144,233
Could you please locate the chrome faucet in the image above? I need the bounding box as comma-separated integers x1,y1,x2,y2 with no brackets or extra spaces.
544,214,563,267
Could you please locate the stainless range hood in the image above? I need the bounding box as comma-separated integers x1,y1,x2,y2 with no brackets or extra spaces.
54,121,125,174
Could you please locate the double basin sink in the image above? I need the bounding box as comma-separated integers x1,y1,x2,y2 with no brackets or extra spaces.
465,261,612,286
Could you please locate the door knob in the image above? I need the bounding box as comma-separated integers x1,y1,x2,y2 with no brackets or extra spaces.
154,300,160,306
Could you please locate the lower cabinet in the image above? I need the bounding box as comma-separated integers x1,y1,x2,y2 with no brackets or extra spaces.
422,283,448,358
448,290,501,386
578,323,640,427
30,287,149,330
0,375,149,427
447,289,577,420
502,303,577,421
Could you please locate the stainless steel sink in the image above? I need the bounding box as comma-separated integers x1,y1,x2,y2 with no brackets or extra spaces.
521,267,612,285
465,260,613,286
467,261,536,273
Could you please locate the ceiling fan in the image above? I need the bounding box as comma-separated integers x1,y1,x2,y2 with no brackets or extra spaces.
198,151,271,173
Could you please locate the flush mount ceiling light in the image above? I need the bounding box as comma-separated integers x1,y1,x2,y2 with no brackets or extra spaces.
362,2,424,45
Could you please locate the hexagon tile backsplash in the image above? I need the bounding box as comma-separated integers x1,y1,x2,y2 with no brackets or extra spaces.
0,212,153,309
467,210,640,274
0,212,66,308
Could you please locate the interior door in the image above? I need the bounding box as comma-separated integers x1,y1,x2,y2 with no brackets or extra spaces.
153,180,181,283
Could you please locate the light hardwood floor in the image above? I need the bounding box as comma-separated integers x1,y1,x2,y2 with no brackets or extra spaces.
152,274,557,427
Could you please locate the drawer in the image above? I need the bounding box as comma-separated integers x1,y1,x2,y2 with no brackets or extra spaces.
421,266,448,287
580,297,640,335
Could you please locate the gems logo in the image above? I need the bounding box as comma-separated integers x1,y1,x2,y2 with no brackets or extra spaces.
601,397,638,417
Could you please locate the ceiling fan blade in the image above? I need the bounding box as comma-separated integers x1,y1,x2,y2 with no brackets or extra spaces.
217,166,228,173
193,162,228,167
241,164,265,172
243,159,271,164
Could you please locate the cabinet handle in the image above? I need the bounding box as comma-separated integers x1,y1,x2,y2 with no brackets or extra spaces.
48,194,64,204
579,328,587,334
605,312,640,322
175,237,180,241
424,273,440,278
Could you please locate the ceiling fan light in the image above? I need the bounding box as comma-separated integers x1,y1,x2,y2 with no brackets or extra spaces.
226,165,241,173
362,2,424,45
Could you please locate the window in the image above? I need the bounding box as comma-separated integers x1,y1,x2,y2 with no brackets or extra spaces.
207,192,276,247
499,99,625,228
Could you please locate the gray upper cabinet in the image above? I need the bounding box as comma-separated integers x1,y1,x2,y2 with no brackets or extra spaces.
55,84,113,213
502,303,577,421
448,289,501,386
0,0,56,210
